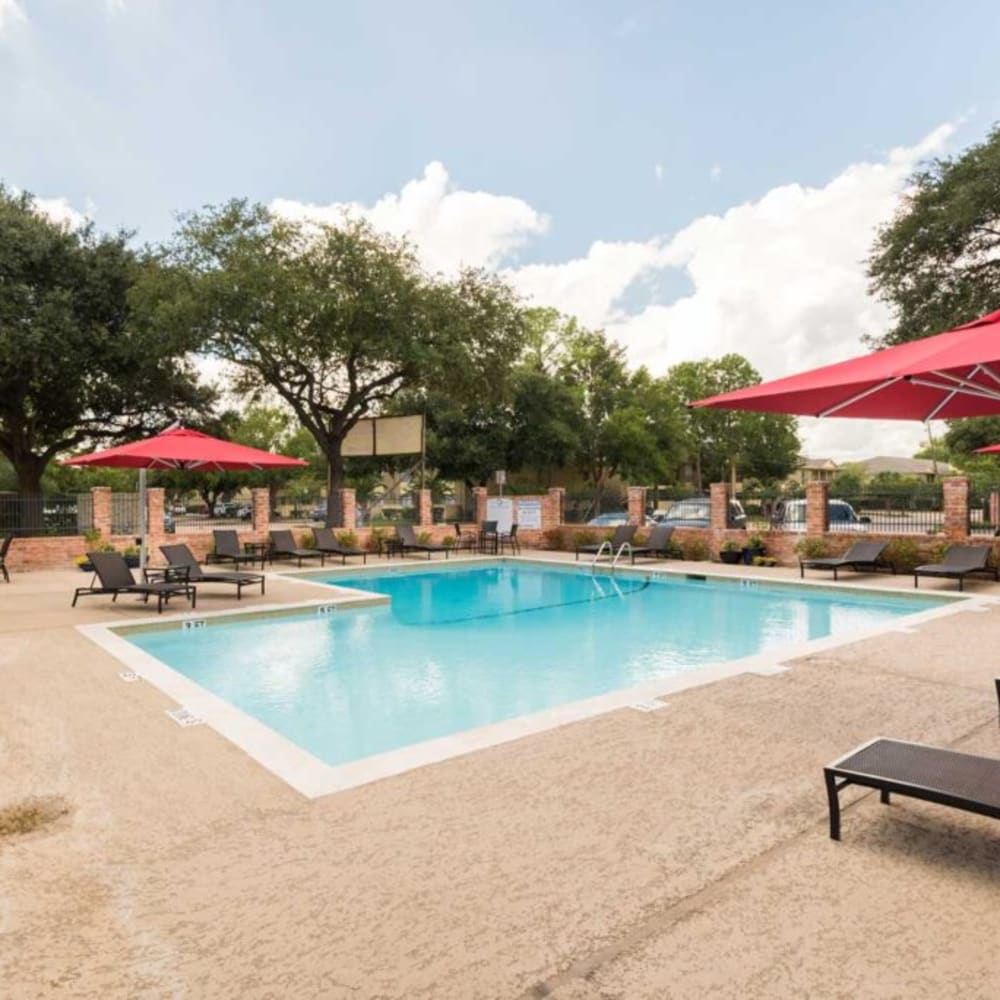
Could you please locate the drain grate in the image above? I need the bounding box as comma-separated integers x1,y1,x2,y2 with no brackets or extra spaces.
166,707,204,727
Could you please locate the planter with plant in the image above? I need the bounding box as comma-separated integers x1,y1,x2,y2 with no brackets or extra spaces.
416,530,433,545
742,533,767,564
336,530,359,550
77,529,115,571
442,535,456,550
366,527,385,554
122,544,140,569
719,539,743,564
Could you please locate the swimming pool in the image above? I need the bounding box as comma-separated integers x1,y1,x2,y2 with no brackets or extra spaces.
117,562,946,788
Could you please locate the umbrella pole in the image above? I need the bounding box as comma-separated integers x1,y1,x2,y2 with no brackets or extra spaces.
139,467,148,573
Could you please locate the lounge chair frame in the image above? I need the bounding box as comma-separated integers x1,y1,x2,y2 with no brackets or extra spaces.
628,525,675,563
269,529,325,568
913,544,997,591
799,541,895,581
824,737,1000,841
312,527,368,565
0,532,12,582
212,530,261,569
397,524,450,559
160,543,265,599
72,551,196,613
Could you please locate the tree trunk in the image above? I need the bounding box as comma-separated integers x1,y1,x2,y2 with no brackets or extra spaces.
325,446,345,528
15,455,47,535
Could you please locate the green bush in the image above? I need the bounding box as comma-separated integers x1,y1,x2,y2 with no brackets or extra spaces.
541,527,566,550
682,537,710,561
884,537,921,572
366,527,385,553
335,530,358,549
416,530,432,544
442,535,456,548
794,537,833,560
574,530,598,547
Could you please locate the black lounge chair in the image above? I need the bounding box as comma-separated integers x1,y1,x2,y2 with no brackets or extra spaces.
0,533,12,582
313,527,367,565
269,529,325,567
212,530,260,569
575,524,637,561
824,737,1000,841
628,524,675,563
397,524,450,559
72,551,196,613
497,523,520,555
452,522,479,552
913,544,997,591
799,540,895,581
160,543,265,599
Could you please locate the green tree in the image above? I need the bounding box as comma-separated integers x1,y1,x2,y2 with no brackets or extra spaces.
868,125,1000,346
667,355,800,489
0,186,209,504
136,202,525,524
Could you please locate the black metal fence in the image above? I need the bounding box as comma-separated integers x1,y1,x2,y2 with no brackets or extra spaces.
563,489,627,524
835,486,944,535
0,493,94,537
969,483,1000,536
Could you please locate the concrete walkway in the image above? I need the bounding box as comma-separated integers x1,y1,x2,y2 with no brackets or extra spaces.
1,558,999,999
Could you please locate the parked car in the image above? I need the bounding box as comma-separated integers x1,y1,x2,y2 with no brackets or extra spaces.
163,512,175,534
661,497,747,529
771,498,869,532
586,512,656,527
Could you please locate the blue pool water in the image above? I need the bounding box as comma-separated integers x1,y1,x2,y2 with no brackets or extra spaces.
126,564,941,768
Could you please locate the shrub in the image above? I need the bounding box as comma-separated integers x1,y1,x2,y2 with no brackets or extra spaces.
721,539,742,553
366,527,385,553
746,534,766,551
301,529,316,548
666,540,684,559
335,530,358,549
416,530,432,544
83,527,103,546
884,537,921,572
574,530,598,547
682,537,710,561
541,527,566,551
442,535,456,548
794,537,832,560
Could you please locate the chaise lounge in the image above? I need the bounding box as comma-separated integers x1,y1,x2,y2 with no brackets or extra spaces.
628,524,675,563
799,540,895,581
913,543,997,591
313,527,367,565
160,543,265,599
212,529,261,569
575,524,637,561
269,529,325,567
824,736,1000,841
72,551,196,613
397,524,450,559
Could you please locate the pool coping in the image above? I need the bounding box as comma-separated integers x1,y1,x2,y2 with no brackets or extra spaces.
76,557,996,799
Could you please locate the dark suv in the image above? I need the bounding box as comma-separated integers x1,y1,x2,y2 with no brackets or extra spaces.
660,496,747,529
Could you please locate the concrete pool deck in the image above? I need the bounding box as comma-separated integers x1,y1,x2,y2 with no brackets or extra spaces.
2,555,1000,998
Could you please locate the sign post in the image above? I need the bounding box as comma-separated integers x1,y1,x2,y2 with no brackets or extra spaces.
495,469,506,499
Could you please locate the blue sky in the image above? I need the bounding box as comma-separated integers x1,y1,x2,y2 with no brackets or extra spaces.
3,0,1000,457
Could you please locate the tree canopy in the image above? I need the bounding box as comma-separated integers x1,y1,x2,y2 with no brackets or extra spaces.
868,124,1000,347
0,186,210,497
135,201,526,521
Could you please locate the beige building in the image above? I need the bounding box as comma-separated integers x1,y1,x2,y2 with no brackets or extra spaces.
793,455,956,486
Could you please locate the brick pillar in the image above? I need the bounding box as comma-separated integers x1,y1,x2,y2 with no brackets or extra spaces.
418,488,433,528
547,487,565,526
338,488,356,531
709,483,730,531
145,488,166,567
627,486,647,526
806,481,829,536
943,476,970,540
91,486,112,538
251,488,270,535
472,486,488,524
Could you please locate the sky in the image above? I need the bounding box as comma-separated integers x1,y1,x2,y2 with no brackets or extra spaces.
4,0,1000,460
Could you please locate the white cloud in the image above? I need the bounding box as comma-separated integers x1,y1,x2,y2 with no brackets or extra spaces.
272,124,960,460
271,161,548,274
31,194,89,229
654,163,664,182
709,164,722,182
0,0,26,34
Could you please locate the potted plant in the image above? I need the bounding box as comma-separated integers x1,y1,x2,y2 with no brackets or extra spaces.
719,539,743,564
122,544,141,569
743,533,767,565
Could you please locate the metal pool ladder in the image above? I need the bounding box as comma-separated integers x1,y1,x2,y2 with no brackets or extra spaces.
591,541,632,573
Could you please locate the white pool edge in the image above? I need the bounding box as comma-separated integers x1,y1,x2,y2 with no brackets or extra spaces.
76,562,996,799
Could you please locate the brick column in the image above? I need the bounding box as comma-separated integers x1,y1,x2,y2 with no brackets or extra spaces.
472,486,488,524
251,487,270,535
418,488,433,528
709,483,730,531
627,486,647,526
806,481,829,536
943,476,970,540
547,487,565,526
91,486,112,538
337,489,357,531
146,487,166,546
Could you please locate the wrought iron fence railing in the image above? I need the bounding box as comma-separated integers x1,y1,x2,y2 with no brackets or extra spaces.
0,493,94,537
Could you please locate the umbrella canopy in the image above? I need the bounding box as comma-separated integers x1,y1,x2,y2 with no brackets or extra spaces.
690,308,1000,421
63,427,308,570
63,426,308,472
975,443,1000,455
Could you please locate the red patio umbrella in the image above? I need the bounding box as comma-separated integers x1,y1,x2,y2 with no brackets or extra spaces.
690,308,1000,421
63,427,308,567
